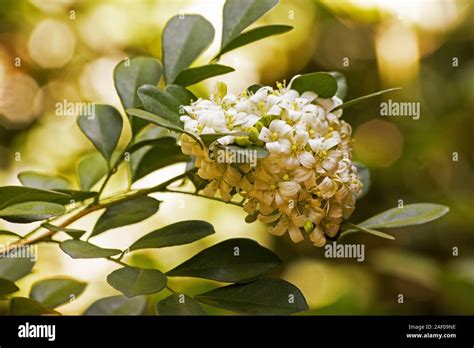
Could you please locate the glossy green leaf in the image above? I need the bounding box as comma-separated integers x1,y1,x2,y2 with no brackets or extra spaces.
218,25,292,58
30,278,87,308
90,196,160,238
166,238,282,282
41,223,86,239
137,84,182,125
359,203,450,229
84,295,147,315
114,56,163,134
290,72,338,98
156,294,206,315
77,104,123,162
247,83,263,94
174,64,234,87
18,171,70,191
107,266,167,298
0,278,19,296
59,240,121,259
10,297,60,315
130,137,189,182
0,201,66,223
76,153,108,191
329,71,347,100
341,223,395,240
163,15,215,84
0,186,70,208
165,84,197,106
126,108,202,147
221,0,278,47
331,87,402,112
354,162,370,199
195,278,308,314
55,189,98,202
0,255,35,282
130,220,214,251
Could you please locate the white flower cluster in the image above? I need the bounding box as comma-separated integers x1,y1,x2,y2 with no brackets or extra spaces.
180,80,362,247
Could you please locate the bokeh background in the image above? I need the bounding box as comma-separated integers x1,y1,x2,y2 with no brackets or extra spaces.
0,0,473,315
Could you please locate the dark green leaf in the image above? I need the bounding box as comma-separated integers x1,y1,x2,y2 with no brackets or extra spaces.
247,84,263,94
166,238,282,282
359,203,450,229
0,230,21,238
107,266,167,297
174,64,235,87
138,84,182,125
91,197,160,238
156,293,206,315
213,144,269,164
10,297,59,315
130,220,214,251
84,295,147,315
328,71,347,100
163,15,215,84
291,72,338,98
0,201,66,223
195,278,308,314
331,88,402,112
77,104,123,162
0,255,35,282
354,162,370,199
55,189,98,202
0,186,70,208
41,223,86,239
30,278,87,308
221,0,278,47
165,84,197,106
59,240,121,259
114,56,163,134
76,153,108,191
0,278,19,296
126,108,203,147
18,171,70,191
130,137,189,182
218,25,292,58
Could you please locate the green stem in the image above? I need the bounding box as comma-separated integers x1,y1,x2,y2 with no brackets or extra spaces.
165,189,244,207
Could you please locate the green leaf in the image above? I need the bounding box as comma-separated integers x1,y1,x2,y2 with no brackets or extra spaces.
114,56,163,134
126,108,203,147
166,238,282,282
330,87,402,112
174,64,235,87
328,71,347,100
59,240,121,259
290,72,338,98
156,293,206,315
30,278,87,308
359,203,450,229
165,84,197,106
247,84,263,94
0,201,66,223
0,230,21,238
163,14,215,84
55,189,98,202
0,186,70,208
77,104,123,162
76,153,108,191
221,0,278,47
130,220,214,251
10,297,60,315
41,223,86,239
0,278,19,296
354,161,370,199
195,278,308,314
18,171,70,191
138,84,182,125
199,132,248,147
213,144,269,163
90,196,160,238
130,137,190,182
0,255,35,282
107,266,167,297
341,223,395,240
218,25,292,58
84,295,147,315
